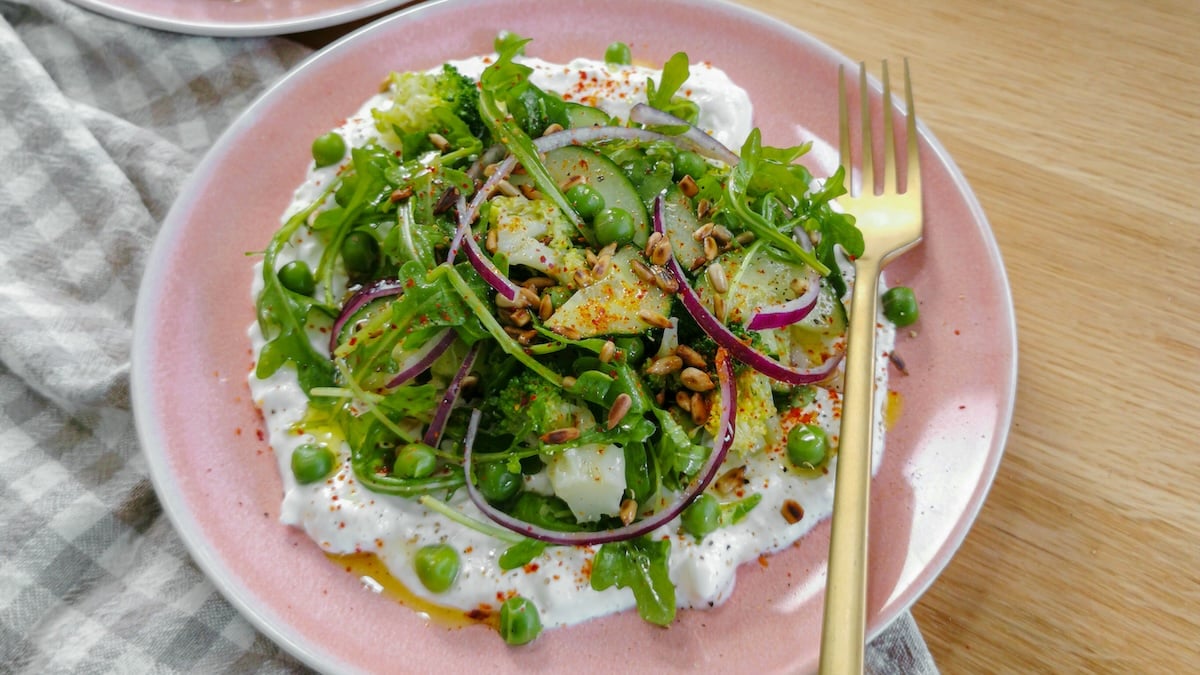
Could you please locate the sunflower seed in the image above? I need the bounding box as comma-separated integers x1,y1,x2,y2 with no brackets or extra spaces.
599,340,617,363
540,427,580,444
678,174,699,197
637,308,673,330
619,498,638,525
607,393,632,430
706,262,729,294
715,465,747,495
675,345,707,368
644,355,683,376
781,500,805,524
630,259,656,283
680,367,715,392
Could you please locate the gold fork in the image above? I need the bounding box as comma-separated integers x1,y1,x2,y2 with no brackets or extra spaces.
818,60,923,675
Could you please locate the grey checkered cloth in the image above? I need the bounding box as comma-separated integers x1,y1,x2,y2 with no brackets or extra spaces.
0,1,938,672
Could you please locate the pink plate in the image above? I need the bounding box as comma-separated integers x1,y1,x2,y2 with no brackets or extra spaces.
65,0,414,36
132,0,1017,672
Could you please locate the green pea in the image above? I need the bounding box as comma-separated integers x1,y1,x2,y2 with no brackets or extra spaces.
681,493,720,540
613,336,646,365
786,423,829,469
477,461,522,503
414,544,459,593
673,150,708,181
334,175,357,207
565,183,605,220
394,442,437,479
291,443,336,484
499,595,543,645
311,131,346,168
604,41,632,66
341,231,379,279
278,260,315,296
593,207,635,246
881,286,919,327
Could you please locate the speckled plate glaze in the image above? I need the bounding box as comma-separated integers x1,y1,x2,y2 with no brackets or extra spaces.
131,0,1016,672
66,0,413,37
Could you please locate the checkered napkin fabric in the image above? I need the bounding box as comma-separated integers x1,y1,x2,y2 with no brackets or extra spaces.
0,1,938,672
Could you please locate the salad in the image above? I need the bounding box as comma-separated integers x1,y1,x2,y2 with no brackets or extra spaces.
249,35,907,646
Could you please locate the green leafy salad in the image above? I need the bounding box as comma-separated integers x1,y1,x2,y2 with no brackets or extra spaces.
250,34,897,646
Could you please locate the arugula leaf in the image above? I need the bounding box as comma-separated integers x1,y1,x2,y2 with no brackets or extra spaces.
509,493,586,532
646,52,700,124
718,492,763,526
651,407,709,488
724,130,830,275
499,539,548,571
478,39,587,241
255,203,336,394
590,536,675,626
806,166,862,297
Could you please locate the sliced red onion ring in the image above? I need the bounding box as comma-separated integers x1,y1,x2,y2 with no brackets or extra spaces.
462,349,737,546
628,103,740,166
383,328,457,389
422,342,478,447
328,279,406,353
449,192,520,302
531,125,736,166
745,274,821,331
653,196,843,385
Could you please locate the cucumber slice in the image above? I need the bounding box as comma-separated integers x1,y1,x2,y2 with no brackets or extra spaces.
564,102,613,128
545,247,670,338
541,146,650,247
793,280,848,335
659,186,705,268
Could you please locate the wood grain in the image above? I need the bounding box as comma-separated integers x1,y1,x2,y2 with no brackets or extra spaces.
737,0,1200,671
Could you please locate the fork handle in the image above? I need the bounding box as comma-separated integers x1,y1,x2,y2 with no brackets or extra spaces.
819,260,884,675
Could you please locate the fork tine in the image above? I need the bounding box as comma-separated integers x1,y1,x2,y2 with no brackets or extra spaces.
858,63,872,195
838,64,851,187
881,61,897,194
904,58,920,195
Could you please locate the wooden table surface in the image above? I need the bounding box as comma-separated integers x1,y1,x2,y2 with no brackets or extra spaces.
733,1,1199,672
298,1,1199,671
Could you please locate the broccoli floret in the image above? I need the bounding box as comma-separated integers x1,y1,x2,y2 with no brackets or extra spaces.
434,64,486,140
489,370,582,439
371,65,485,163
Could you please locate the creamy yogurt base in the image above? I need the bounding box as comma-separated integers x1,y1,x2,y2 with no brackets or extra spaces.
249,55,894,630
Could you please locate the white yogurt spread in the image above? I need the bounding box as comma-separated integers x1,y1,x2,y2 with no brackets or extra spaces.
249,55,894,631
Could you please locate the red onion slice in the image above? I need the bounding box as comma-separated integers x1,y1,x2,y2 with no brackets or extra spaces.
653,196,842,385
449,192,520,302
422,342,478,447
745,274,821,331
628,103,740,166
532,125,736,166
462,349,737,546
328,279,406,353
383,328,457,389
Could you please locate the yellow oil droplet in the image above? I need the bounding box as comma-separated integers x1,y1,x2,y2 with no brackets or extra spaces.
327,552,499,630
885,390,904,429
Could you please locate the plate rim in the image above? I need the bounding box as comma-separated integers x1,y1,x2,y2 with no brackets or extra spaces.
63,0,410,37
